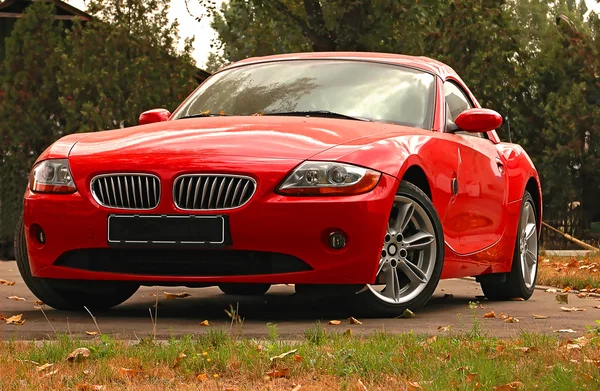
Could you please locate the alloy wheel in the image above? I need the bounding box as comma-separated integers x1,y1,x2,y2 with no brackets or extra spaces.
363,195,437,304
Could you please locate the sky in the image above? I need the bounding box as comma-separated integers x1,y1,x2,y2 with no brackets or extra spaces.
65,0,227,68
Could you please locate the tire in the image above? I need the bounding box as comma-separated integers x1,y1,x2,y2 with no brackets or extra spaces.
353,180,444,317
15,216,139,311
481,191,538,301
218,283,271,295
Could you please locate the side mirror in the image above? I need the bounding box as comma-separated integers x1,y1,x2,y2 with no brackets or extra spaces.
453,108,503,133
139,108,171,125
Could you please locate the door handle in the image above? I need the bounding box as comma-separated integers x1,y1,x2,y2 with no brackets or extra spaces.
495,158,505,174
451,177,459,196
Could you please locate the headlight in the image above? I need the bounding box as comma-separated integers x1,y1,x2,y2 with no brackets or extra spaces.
277,161,381,196
29,159,77,193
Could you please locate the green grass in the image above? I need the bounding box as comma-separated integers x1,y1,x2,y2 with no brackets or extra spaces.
2,326,600,390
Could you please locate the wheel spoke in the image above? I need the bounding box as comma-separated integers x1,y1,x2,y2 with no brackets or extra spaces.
521,203,531,231
382,264,401,301
403,230,434,250
521,254,530,281
397,258,427,285
393,201,414,234
526,249,537,266
525,223,536,241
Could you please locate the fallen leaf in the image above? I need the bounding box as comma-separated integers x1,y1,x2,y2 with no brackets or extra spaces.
567,344,581,351
496,344,505,353
118,368,142,378
293,354,302,362
438,325,451,332
7,296,25,301
504,317,519,323
164,292,191,299
355,379,368,391
578,293,590,298
466,373,479,383
34,300,44,305
292,385,302,391
510,297,524,301
533,314,549,319
328,320,341,325
67,348,90,362
0,279,15,286
41,369,58,378
172,351,186,367
401,309,415,318
561,306,585,312
594,305,600,309
75,384,104,391
554,329,577,333
564,286,572,292
515,347,537,353
484,311,497,318
199,320,210,326
17,359,39,366
498,313,510,320
493,381,524,390
197,373,208,382
36,363,54,372
400,381,422,390
266,368,289,378
556,293,569,304
349,317,362,325
584,374,594,382
85,331,99,336
545,288,558,293
5,314,25,325
270,349,297,362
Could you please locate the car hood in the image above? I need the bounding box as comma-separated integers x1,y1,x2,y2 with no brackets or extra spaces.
69,116,417,161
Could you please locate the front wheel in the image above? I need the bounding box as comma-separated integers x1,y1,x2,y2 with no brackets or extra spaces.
481,191,538,300
354,181,444,317
15,216,139,311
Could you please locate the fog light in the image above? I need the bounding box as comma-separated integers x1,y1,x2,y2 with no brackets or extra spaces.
328,232,346,249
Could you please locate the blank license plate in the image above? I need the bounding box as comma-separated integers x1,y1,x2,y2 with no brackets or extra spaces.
108,215,225,244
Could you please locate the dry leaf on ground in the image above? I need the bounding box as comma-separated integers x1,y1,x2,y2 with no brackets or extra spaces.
556,294,569,304
0,279,15,286
34,300,44,305
7,296,25,301
561,306,585,312
349,317,362,325
293,354,302,362
67,348,90,362
533,314,549,319
401,381,423,391
199,320,209,326
172,351,186,367
438,325,451,332
567,344,581,351
41,369,59,378
328,320,341,325
401,309,416,318
493,381,524,390
270,349,297,362
554,329,577,333
504,317,519,323
163,292,191,299
5,314,25,325
36,363,54,372
498,313,510,320
118,368,142,378
266,368,289,378
85,331,99,336
484,311,497,318
197,373,208,382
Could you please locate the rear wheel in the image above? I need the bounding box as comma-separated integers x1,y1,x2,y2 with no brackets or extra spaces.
354,181,444,317
218,283,271,295
481,191,538,300
15,216,139,311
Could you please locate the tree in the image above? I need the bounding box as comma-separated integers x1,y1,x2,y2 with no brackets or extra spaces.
0,2,64,247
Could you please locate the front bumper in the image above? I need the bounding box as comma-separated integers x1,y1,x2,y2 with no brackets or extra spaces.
23,172,398,285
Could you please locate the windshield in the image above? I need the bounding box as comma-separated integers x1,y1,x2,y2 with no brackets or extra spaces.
171,60,436,129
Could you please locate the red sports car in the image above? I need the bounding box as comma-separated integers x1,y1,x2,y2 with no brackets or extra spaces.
16,52,541,316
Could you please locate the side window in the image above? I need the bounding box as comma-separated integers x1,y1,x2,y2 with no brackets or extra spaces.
444,81,485,138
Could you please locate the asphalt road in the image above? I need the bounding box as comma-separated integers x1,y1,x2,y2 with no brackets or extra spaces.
1,260,599,340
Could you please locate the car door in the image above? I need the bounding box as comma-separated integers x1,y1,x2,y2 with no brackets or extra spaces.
444,81,507,255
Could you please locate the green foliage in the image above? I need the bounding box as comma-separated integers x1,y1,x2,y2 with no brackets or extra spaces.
0,1,63,245
206,0,600,238
0,0,198,244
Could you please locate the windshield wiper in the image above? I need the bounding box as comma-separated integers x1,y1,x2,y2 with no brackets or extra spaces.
263,110,371,122
177,112,230,120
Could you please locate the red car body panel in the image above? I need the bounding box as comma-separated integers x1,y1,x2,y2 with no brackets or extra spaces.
23,52,541,286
